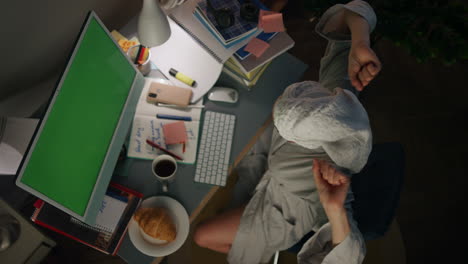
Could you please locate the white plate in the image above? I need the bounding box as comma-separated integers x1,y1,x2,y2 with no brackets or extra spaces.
128,196,189,257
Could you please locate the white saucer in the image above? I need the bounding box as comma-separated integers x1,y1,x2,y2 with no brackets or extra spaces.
128,196,189,257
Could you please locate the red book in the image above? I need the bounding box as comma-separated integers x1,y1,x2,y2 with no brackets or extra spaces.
31,182,142,255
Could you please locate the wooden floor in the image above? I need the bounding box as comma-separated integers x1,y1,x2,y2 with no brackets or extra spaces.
40,1,467,264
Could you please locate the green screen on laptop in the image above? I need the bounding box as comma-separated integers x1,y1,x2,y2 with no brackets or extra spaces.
18,14,136,216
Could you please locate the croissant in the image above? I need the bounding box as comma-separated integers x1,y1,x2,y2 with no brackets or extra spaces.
133,207,176,244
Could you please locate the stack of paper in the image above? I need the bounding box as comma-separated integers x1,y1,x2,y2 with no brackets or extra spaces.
234,8,285,60
223,58,271,88
222,32,295,89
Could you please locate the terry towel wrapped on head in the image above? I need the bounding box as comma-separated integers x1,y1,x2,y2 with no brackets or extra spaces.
273,81,372,173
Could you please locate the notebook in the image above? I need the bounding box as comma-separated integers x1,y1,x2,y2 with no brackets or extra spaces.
167,0,260,63
193,0,258,47
232,31,295,74
70,195,127,233
193,10,259,49
127,78,203,164
31,183,142,256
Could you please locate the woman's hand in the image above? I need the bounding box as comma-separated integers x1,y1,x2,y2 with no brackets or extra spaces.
312,159,350,211
348,40,381,91
313,159,351,245
343,10,382,91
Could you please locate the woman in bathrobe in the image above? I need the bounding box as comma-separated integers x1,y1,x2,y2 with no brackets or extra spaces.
194,1,382,263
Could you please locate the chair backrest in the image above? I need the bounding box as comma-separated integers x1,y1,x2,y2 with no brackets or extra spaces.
351,142,405,240
287,142,405,253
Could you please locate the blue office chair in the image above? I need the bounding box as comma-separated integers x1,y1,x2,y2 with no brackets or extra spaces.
285,142,405,254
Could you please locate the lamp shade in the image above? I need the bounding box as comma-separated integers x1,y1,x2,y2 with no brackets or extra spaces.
138,0,171,47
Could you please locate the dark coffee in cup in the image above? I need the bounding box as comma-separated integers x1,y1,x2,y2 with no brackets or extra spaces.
152,155,177,193
154,160,176,177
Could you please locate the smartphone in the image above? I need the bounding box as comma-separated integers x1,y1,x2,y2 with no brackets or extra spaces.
147,82,192,106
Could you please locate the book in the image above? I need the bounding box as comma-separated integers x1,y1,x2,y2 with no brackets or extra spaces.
232,31,295,74
127,78,203,164
70,195,126,233
31,183,142,255
224,57,270,81
222,61,271,89
167,0,260,63
193,0,258,47
193,10,260,49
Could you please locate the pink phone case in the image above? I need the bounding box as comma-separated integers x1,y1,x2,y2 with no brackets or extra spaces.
147,82,192,106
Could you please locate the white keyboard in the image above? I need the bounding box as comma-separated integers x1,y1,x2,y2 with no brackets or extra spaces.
194,111,236,186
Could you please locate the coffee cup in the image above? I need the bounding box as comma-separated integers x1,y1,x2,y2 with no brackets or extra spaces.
151,155,177,192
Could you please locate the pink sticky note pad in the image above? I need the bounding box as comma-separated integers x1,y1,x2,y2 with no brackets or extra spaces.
244,38,270,58
261,13,285,33
258,10,277,28
163,121,187,145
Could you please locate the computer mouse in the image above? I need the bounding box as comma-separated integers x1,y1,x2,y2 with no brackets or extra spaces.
208,87,239,103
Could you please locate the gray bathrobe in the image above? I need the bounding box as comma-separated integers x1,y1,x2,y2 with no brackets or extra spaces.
227,1,377,263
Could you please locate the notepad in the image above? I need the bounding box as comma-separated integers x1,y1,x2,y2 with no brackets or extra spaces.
258,10,277,29
163,121,188,145
245,38,271,58
94,196,127,233
259,11,285,33
127,78,203,164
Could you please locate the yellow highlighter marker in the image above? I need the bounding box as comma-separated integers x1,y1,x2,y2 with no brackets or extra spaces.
169,68,197,87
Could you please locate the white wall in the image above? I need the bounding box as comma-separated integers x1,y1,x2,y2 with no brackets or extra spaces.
0,0,142,117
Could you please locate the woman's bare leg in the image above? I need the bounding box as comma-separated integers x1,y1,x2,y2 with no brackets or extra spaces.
193,206,245,254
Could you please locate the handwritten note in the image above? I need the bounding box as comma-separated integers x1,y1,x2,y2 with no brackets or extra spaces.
129,78,203,164
95,195,126,233
128,115,199,163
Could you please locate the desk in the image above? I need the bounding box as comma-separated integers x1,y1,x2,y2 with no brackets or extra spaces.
114,52,307,264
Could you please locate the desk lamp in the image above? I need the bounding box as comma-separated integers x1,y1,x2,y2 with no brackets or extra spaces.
138,0,172,47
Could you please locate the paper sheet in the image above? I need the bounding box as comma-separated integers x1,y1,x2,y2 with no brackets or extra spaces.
0,117,39,175
149,19,222,103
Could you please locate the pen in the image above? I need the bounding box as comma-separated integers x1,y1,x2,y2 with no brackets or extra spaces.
156,114,192,121
169,68,197,87
157,103,205,109
146,139,183,160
